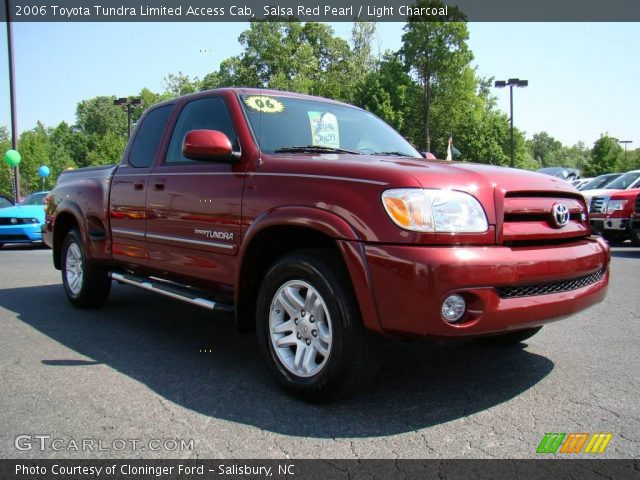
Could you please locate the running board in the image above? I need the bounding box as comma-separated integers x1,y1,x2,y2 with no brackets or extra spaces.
110,272,234,314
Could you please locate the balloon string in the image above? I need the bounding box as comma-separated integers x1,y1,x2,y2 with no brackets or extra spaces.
11,168,17,203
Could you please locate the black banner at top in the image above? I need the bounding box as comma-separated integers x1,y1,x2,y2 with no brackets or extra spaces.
0,0,639,22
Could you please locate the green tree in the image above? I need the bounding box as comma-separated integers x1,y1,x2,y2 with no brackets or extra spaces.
350,21,377,83
75,96,127,136
584,134,622,176
0,127,13,196
163,72,199,96
47,121,77,188
198,21,360,101
400,2,470,151
85,132,127,166
530,131,562,167
17,122,50,193
616,146,640,172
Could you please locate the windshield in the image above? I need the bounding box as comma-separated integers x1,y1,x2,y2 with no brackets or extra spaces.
20,192,48,206
579,174,621,191
239,94,420,158
0,197,12,208
604,172,640,190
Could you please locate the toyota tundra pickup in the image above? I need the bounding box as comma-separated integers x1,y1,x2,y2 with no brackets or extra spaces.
43,88,610,400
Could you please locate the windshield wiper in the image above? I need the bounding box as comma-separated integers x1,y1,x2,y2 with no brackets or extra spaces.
372,151,416,158
274,145,361,155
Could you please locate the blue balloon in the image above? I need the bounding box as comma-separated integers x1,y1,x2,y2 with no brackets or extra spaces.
38,165,50,178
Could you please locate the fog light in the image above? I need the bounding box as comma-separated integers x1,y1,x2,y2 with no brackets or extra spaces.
441,294,466,323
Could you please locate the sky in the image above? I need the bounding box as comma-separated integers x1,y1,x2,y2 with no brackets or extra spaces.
0,21,638,150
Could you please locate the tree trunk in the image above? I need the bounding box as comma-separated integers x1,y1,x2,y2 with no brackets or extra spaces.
423,75,430,152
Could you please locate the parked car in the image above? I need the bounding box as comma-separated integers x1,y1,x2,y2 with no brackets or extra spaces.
0,191,49,248
43,88,609,400
537,167,581,182
588,188,640,243
578,173,623,191
583,170,640,208
631,194,640,240
0,194,14,209
572,178,593,189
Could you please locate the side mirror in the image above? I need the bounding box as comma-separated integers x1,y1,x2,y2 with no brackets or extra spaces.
183,130,238,162
421,151,436,160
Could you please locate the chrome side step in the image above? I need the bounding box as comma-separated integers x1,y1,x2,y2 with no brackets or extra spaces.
110,272,234,314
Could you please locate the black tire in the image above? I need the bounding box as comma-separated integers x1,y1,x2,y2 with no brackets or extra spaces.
61,228,111,308
256,249,382,402
602,231,626,244
628,226,640,246
478,326,543,346
0,243,3,249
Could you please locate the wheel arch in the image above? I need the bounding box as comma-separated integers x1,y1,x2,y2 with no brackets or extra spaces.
52,202,84,270
235,207,383,334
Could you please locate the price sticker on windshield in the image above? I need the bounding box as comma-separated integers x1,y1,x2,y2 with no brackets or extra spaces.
244,96,284,113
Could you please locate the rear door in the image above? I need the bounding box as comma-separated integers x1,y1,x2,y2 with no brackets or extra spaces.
145,95,245,291
110,104,173,265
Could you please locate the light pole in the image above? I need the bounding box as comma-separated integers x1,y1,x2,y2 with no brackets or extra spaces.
5,0,20,202
494,78,528,168
619,140,632,164
114,97,143,138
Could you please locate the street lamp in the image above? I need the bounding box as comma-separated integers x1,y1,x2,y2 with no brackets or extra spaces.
5,0,20,202
494,78,528,168
114,97,143,138
619,140,632,164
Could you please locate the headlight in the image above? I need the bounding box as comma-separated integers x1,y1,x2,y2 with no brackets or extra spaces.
606,199,627,214
381,188,488,233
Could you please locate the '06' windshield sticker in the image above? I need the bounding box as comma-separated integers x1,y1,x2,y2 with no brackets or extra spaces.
244,96,285,113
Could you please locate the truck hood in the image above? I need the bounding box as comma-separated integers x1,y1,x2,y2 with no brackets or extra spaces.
287,154,580,196
581,188,623,202
391,159,577,194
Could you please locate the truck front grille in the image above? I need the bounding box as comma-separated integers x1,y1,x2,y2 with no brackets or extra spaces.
590,196,608,214
496,269,605,299
500,191,588,243
634,194,640,214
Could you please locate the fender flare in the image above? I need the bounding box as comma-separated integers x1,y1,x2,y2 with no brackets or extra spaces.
240,205,360,252
52,200,87,266
235,206,383,333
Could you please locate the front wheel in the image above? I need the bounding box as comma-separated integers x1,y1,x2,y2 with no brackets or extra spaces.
628,225,640,246
61,228,111,308
256,250,381,402
602,231,627,244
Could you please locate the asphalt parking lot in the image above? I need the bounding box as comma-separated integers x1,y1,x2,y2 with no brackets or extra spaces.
0,244,638,459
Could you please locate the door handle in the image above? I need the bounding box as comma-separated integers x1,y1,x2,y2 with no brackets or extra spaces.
134,182,144,191
153,182,165,191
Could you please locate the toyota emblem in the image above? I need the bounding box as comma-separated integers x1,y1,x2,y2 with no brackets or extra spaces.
551,203,570,228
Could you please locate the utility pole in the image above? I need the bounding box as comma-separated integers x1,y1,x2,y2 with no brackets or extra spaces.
5,0,20,201
494,78,528,168
114,97,144,138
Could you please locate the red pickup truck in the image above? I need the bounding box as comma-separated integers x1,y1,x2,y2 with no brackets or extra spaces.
43,88,610,400
589,188,640,244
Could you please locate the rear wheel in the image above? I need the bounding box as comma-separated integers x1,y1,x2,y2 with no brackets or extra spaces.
61,228,111,308
478,326,542,346
256,250,381,402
